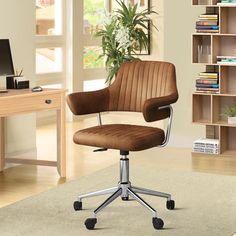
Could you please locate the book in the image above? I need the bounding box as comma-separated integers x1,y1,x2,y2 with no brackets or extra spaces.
199,76,218,79
197,88,219,91
196,79,218,84
193,147,219,154
217,3,236,5
196,26,219,30
196,84,219,88
217,56,236,59
196,30,219,33
199,14,218,18
199,72,218,76
198,73,218,79
196,21,218,26
195,90,219,94
217,0,236,4
198,18,218,21
193,138,219,154
196,90,220,94
217,61,236,65
219,0,236,2
220,59,236,62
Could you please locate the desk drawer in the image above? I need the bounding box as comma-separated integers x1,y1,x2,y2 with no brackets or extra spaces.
0,93,61,116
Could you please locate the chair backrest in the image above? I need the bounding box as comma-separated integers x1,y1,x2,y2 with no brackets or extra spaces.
108,61,178,112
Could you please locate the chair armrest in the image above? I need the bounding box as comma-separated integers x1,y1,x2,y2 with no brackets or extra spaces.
67,88,109,115
142,94,178,122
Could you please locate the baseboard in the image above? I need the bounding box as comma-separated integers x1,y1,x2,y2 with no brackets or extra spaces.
5,147,37,168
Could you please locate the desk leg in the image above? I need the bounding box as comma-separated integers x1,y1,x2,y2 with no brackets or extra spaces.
57,94,66,177
0,117,5,171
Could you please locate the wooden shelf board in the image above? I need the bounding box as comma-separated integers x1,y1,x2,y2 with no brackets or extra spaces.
217,63,236,66
213,93,236,97
192,62,219,66
192,33,236,36
218,5,236,7
221,150,236,156
193,93,212,96
192,33,212,36
192,120,236,127
192,120,212,125
214,34,236,36
192,5,219,7
192,5,236,9
192,62,214,65
192,93,236,97
214,120,236,127
194,33,220,35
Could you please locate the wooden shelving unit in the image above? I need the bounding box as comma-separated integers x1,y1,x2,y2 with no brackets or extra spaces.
192,0,236,157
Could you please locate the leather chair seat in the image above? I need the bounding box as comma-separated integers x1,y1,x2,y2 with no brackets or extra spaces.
73,124,165,151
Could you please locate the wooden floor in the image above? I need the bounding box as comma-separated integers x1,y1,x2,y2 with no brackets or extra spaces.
1,117,236,208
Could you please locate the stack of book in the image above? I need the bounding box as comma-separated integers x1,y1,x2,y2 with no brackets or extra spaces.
196,14,219,33
193,138,219,155
217,56,236,65
196,72,219,94
217,0,236,6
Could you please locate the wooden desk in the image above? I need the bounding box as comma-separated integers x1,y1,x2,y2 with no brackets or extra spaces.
0,89,66,177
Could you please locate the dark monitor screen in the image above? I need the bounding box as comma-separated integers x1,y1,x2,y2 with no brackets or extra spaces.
0,39,14,76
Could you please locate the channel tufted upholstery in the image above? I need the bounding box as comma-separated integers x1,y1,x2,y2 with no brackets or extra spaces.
67,61,178,151
73,124,165,152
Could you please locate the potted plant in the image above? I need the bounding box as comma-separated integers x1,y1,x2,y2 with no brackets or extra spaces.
223,105,236,124
95,0,157,84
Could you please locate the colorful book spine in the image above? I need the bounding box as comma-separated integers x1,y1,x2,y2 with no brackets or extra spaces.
217,0,236,6
216,56,236,65
196,21,218,26
196,30,219,33
196,14,219,33
195,72,219,94
196,79,218,84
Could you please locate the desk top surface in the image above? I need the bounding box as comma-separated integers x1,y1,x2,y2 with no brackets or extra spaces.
0,88,67,99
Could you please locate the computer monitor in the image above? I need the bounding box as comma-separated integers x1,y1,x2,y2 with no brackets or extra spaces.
0,39,14,76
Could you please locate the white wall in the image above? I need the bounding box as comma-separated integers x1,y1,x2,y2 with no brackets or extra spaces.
164,1,206,147
144,0,164,61
0,0,36,154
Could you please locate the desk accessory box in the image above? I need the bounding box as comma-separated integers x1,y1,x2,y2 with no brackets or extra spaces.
6,75,29,89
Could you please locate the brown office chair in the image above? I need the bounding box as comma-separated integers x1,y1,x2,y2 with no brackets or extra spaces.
67,61,178,230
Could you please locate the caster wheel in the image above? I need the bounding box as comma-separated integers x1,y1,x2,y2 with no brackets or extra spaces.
84,218,97,230
166,200,175,210
122,196,129,201
73,201,82,211
152,217,164,230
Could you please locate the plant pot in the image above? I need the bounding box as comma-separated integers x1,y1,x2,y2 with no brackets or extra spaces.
228,116,236,125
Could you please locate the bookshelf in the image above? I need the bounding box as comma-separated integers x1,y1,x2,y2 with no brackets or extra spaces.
192,1,236,157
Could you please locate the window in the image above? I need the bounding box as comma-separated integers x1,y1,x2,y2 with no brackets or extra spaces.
35,0,65,87
81,0,109,91
83,46,104,69
36,0,62,35
36,47,62,74
83,79,106,92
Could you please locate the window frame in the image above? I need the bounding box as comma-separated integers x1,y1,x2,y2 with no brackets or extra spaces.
35,0,66,87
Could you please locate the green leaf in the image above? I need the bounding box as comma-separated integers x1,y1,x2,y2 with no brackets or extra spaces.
93,0,158,85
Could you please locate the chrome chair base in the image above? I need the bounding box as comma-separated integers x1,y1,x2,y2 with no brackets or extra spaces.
74,153,175,230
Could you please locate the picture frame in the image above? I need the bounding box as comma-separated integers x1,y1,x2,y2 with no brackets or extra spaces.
134,20,151,55
124,0,150,13
111,0,151,55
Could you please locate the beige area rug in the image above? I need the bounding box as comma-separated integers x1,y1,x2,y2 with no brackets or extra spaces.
0,164,236,236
